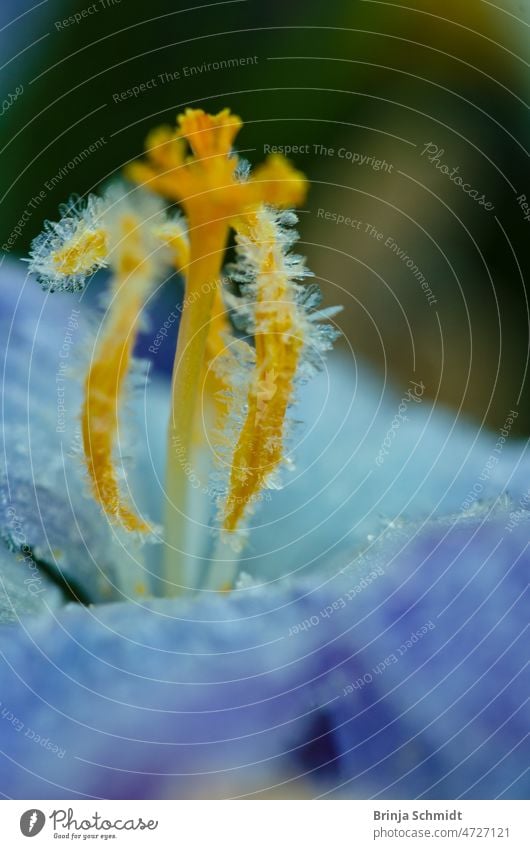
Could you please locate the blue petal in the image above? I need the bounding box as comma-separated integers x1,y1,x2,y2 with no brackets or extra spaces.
0,542,66,625
0,508,527,799
308,506,529,799
0,262,150,604
1,262,527,799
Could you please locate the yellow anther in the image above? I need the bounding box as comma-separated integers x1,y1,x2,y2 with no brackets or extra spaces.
51,226,108,277
219,207,306,535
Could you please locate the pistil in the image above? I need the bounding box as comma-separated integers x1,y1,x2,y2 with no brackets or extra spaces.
163,216,229,593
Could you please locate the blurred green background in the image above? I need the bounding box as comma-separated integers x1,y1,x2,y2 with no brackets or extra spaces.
1,0,528,430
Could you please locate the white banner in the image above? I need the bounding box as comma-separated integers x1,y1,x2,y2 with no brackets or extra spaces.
0,800,528,847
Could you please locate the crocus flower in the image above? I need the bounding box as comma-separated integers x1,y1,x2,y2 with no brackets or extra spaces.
0,108,528,800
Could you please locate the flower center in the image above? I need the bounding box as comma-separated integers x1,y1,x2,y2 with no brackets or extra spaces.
27,108,339,598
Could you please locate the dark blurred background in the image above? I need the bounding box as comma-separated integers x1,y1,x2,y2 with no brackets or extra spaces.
1,0,528,431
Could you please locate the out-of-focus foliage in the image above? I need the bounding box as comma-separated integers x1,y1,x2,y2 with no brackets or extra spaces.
1,0,528,428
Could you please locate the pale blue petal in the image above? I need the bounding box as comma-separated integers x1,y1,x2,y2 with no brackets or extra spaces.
0,262,149,604
242,358,529,583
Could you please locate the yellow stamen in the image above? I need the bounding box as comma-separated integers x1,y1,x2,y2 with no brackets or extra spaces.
81,214,155,533
51,226,108,277
221,211,303,534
